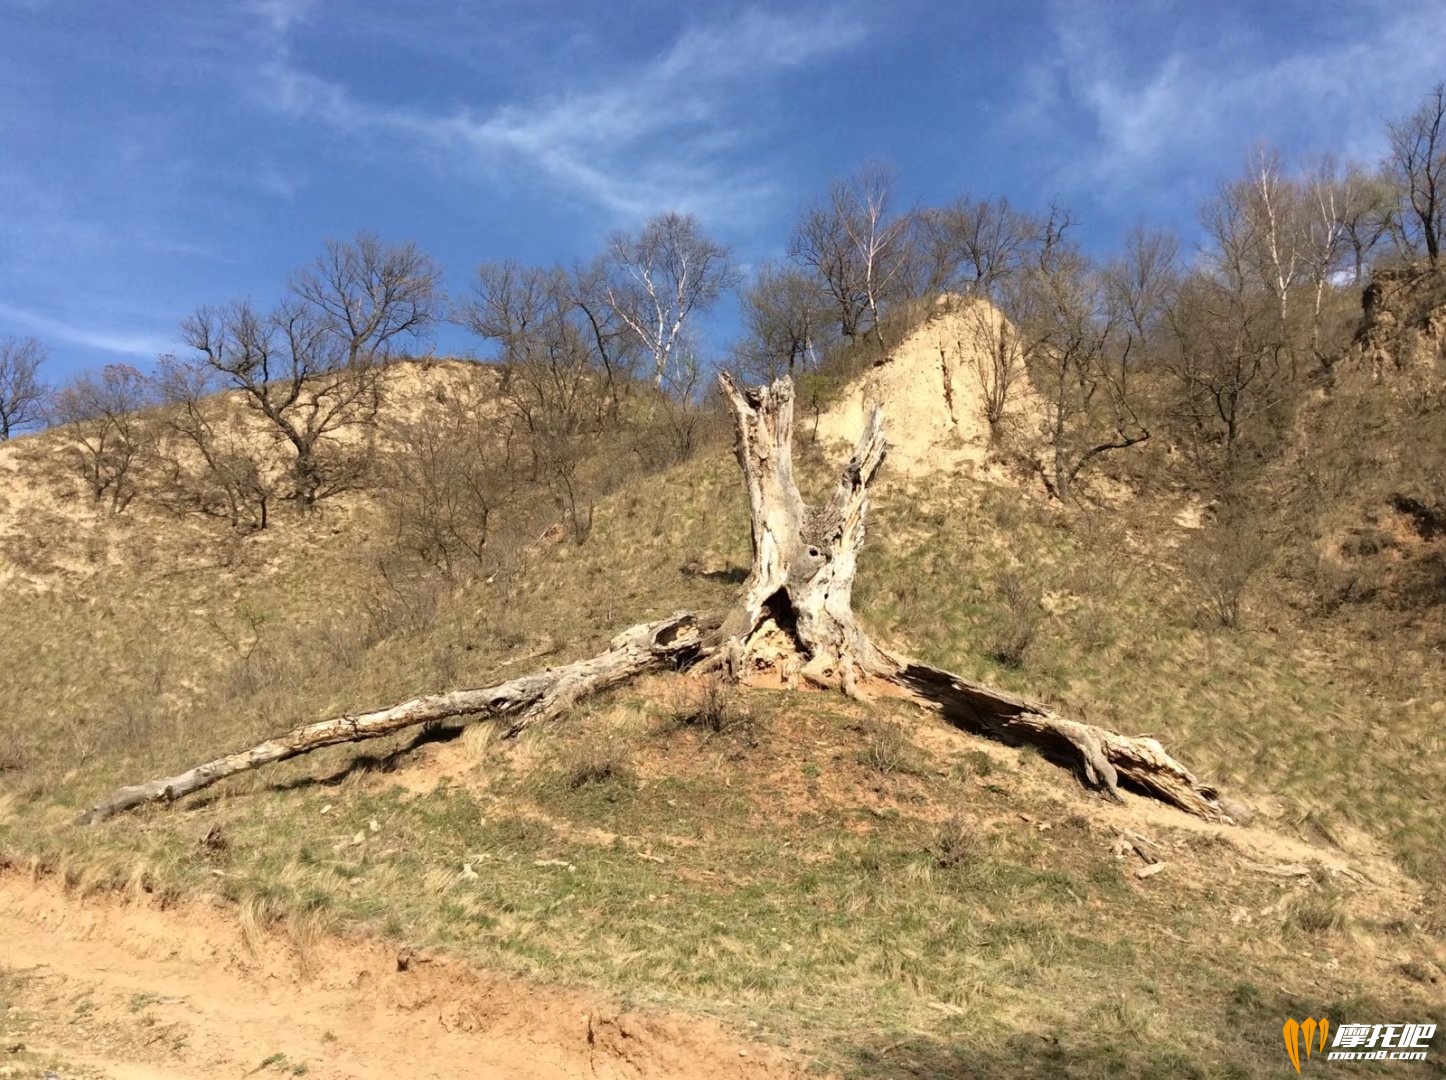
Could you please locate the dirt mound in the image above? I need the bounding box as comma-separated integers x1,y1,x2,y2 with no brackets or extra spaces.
816,297,1041,478
0,358,496,592
1354,263,1446,377
0,872,808,1080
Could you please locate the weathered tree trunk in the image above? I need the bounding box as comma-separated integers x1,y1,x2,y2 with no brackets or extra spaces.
712,374,1233,823
81,374,1232,826
713,373,893,695
76,611,715,824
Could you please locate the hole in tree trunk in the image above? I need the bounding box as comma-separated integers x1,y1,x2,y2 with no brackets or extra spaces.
760,588,801,642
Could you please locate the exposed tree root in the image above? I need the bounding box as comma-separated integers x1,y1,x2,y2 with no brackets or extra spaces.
81,374,1233,826
890,662,1228,820
709,374,1233,823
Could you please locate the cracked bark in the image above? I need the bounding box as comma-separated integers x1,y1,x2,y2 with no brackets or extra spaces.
80,374,1231,825
709,373,1231,823
76,612,716,824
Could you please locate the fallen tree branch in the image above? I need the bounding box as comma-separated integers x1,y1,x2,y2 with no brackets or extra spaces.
891,662,1229,820
76,611,717,825
82,372,1236,827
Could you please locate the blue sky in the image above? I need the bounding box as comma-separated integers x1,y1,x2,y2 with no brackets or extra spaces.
2,0,1444,379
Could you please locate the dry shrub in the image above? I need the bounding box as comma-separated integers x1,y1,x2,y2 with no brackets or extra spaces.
1285,891,1349,935
929,816,979,870
565,748,634,790
857,721,924,777
380,384,516,579
1186,513,1272,629
360,562,445,646
987,571,1042,668
670,676,740,734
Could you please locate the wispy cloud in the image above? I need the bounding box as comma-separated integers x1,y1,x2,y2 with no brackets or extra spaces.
245,0,316,35
0,302,174,359
1015,0,1446,194
251,7,867,223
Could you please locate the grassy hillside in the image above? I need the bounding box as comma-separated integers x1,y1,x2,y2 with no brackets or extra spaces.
2,329,1444,1075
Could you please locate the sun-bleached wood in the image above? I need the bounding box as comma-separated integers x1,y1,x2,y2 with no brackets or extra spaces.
712,373,1231,822
76,611,714,824
81,374,1230,826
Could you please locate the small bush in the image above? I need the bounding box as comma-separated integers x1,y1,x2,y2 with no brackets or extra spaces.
360,565,443,646
929,816,978,870
960,749,995,778
566,749,633,790
1285,892,1348,935
1187,515,1272,629
858,722,923,777
987,572,1042,668
671,677,739,734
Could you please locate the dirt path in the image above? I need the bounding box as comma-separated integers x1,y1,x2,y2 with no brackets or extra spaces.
0,874,806,1080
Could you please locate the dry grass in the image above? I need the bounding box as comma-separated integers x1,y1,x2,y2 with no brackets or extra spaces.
2,384,1445,1076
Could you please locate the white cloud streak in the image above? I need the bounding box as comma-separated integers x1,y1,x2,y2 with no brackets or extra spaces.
252,7,866,223
0,301,174,359
1016,0,1446,193
245,0,317,35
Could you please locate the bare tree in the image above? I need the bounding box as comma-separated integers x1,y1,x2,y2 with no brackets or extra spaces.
912,195,1039,298
945,296,1022,433
463,261,607,543
173,236,436,514
603,212,736,387
840,165,912,351
1109,227,1178,372
151,356,279,529
383,376,517,578
566,260,641,416
181,300,380,514
1164,272,1288,486
52,364,157,513
645,336,718,467
1012,215,1152,502
791,166,913,349
1387,82,1446,264
1245,146,1303,326
791,193,869,342
735,261,832,382
1342,169,1396,283
1293,155,1375,366
0,336,48,440
289,232,444,366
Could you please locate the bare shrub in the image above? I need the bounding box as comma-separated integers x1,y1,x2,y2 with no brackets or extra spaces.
51,364,158,513
857,721,923,776
565,748,634,790
987,571,1042,668
629,347,729,470
958,299,1022,432
1285,891,1349,935
462,261,615,545
0,336,47,440
671,676,739,734
151,356,280,530
929,816,979,870
1187,514,1273,628
360,561,445,647
381,377,516,578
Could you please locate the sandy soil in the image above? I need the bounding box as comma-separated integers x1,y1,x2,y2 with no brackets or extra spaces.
0,873,808,1080
816,296,1044,479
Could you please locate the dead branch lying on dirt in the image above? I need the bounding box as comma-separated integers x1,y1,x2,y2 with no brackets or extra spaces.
80,373,1234,826
74,611,716,825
